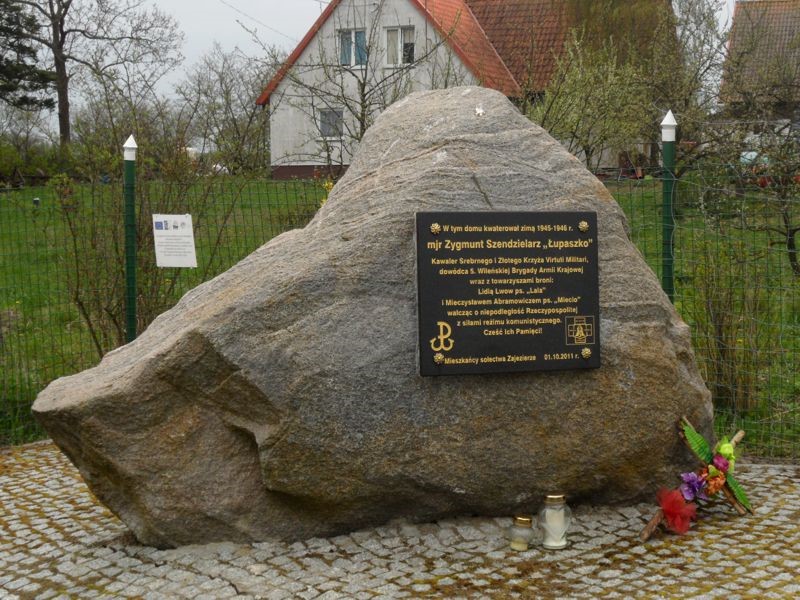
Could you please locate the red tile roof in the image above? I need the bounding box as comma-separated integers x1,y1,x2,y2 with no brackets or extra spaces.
465,0,568,93
412,0,521,96
724,0,800,102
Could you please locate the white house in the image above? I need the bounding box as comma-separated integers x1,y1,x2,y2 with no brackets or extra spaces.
257,0,537,179
259,0,673,179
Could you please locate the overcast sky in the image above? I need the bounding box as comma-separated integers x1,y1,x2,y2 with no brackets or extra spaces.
161,0,323,66
157,0,737,85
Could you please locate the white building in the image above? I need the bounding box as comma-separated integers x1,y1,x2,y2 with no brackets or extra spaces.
258,0,677,179
257,0,524,179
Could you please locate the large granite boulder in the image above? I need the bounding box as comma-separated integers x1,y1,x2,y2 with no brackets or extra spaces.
34,87,713,548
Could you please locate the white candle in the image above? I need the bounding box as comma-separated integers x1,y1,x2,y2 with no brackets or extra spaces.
540,495,571,549
508,515,535,551
547,508,565,531
544,508,566,547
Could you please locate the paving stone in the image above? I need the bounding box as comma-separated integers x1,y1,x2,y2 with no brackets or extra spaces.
2,442,800,598
256,591,289,600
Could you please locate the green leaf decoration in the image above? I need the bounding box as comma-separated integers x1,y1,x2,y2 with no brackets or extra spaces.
681,419,713,463
726,473,753,513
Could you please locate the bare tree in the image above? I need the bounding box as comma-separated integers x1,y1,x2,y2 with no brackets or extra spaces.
70,82,188,180
636,0,732,170
176,44,282,175
16,0,183,148
529,30,651,171
0,102,56,172
56,81,263,353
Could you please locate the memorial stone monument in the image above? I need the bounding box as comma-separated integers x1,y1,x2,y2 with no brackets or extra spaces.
34,87,713,548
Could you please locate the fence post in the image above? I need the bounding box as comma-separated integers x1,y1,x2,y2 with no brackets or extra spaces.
661,110,677,302
123,135,138,343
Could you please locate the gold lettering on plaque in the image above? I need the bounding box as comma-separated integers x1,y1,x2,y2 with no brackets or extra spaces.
430,321,455,352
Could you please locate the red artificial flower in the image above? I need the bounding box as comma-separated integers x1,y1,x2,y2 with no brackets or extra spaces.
657,488,697,534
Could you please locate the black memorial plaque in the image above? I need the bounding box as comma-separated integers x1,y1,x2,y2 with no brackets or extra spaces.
416,211,600,376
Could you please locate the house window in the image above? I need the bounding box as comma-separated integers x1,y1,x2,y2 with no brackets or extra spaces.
319,109,343,139
339,29,367,66
386,27,415,65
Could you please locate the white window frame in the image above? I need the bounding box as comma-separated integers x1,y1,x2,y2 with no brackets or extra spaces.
318,108,344,140
338,29,367,67
385,26,415,67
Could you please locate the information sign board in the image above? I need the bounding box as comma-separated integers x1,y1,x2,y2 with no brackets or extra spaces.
152,214,198,268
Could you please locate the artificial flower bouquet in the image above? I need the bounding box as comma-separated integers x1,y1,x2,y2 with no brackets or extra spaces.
640,417,753,542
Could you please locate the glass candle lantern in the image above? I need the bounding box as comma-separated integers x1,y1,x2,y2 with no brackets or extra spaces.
507,515,536,551
539,495,572,549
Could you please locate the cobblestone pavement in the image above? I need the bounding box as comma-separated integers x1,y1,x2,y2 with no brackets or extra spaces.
1,442,799,599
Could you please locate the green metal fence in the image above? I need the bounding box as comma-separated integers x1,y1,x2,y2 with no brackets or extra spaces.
0,178,325,445
611,166,800,459
1,171,799,458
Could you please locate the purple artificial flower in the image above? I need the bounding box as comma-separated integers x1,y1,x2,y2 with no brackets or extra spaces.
679,471,709,502
712,454,730,474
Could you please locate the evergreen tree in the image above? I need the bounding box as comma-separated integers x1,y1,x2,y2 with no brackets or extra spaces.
0,0,54,110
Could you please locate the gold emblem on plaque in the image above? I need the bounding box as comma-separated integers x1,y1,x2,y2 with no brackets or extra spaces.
434,353,445,364
430,223,442,235
578,220,590,233
581,347,593,360
566,316,595,345
430,321,454,352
